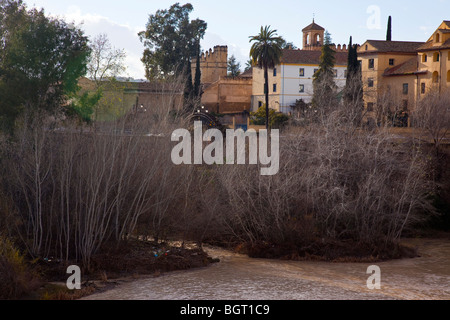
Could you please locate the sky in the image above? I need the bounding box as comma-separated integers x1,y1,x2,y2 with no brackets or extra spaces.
23,0,450,79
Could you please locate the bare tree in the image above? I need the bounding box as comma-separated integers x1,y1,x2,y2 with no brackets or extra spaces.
413,89,450,155
87,33,127,86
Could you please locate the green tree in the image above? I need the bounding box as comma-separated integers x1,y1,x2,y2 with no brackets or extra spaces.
344,36,363,101
344,36,364,125
227,54,241,77
280,38,297,50
0,0,91,133
251,105,289,129
138,3,207,80
184,60,194,111
66,90,102,125
312,31,337,110
244,59,253,72
249,26,284,130
193,40,202,97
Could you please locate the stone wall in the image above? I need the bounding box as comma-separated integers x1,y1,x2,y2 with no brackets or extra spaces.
191,45,228,85
202,76,252,114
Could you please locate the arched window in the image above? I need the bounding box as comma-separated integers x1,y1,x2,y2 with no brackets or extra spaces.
436,33,440,43
432,71,439,83
305,34,310,45
314,34,320,44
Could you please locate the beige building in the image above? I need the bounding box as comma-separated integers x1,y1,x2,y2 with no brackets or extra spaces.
358,40,425,125
416,21,450,95
191,46,228,87
191,45,253,128
358,21,450,127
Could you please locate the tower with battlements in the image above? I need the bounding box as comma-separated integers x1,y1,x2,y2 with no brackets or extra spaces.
191,45,228,85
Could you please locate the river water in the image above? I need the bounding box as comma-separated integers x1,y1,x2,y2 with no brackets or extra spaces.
83,238,450,300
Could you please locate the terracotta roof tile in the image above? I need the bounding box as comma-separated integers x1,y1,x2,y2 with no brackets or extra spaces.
240,68,253,78
383,57,426,76
302,21,325,32
360,40,425,53
417,38,450,51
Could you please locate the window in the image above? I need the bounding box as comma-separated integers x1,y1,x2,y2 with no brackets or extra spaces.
389,59,395,66
344,70,348,78
299,68,305,77
258,101,263,108
365,45,368,51
315,34,321,44
314,68,319,75
367,102,374,112
421,83,426,94
299,84,305,93
436,33,440,43
368,78,374,88
447,70,450,83
273,68,277,77
433,52,440,62
333,69,338,78
403,83,408,95
433,71,439,83
273,84,277,93
369,59,375,69
422,54,427,63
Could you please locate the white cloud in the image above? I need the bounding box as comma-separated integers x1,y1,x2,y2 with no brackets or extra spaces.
62,6,146,79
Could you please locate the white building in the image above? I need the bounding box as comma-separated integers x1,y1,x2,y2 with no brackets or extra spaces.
251,21,349,114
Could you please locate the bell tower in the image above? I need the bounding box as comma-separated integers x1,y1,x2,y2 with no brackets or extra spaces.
302,19,325,51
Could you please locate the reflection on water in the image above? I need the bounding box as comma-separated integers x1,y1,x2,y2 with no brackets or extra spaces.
83,239,450,300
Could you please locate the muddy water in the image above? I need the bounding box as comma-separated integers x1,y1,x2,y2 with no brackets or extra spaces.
83,239,450,300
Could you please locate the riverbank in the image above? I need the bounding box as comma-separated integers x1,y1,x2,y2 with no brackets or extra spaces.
24,232,450,300
82,236,450,300
25,240,219,300
240,238,420,263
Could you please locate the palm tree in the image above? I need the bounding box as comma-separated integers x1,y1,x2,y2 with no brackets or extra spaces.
249,26,284,130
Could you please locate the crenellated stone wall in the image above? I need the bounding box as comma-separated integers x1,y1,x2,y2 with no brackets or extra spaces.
191,45,228,85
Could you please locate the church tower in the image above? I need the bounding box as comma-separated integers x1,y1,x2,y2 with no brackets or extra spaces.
302,19,325,51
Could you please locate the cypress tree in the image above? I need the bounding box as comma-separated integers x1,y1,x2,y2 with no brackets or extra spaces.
184,58,194,112
387,16,392,41
346,36,355,76
194,42,202,97
344,36,364,124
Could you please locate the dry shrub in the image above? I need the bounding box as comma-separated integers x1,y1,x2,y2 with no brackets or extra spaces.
0,77,191,269
215,100,435,255
0,236,40,299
